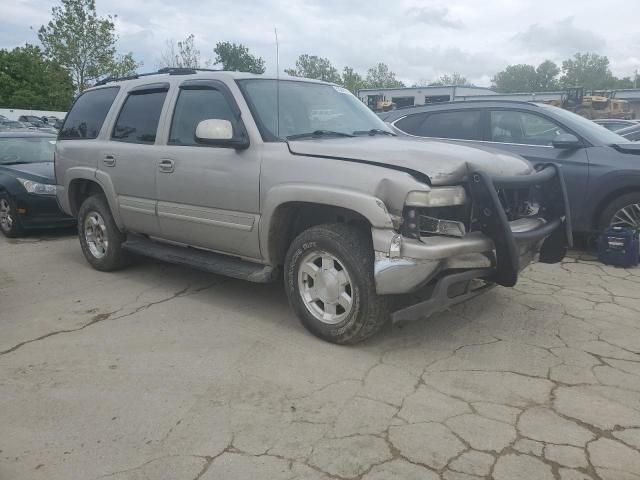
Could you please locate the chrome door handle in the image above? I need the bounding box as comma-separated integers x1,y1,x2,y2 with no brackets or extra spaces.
103,155,116,167
158,159,175,173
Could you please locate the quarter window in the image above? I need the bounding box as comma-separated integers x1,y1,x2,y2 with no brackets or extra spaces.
59,87,119,140
169,88,235,146
112,90,167,144
490,111,567,146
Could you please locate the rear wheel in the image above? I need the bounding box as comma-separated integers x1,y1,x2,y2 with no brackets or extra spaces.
0,193,24,238
598,192,640,232
78,194,130,271
284,223,389,344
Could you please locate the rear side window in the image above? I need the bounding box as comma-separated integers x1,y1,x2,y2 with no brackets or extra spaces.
59,87,119,140
394,113,428,134
169,88,235,146
112,90,167,144
417,111,482,140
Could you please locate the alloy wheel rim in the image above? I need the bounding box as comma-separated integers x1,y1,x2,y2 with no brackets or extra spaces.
611,203,640,230
0,199,12,231
297,250,353,325
84,211,108,259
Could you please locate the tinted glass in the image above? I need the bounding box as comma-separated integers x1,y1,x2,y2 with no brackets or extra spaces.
394,113,428,134
59,87,119,140
490,111,567,145
0,137,56,164
169,88,235,145
537,104,629,145
407,110,482,140
112,91,167,144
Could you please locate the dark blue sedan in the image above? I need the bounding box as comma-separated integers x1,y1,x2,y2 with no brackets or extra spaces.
0,131,75,237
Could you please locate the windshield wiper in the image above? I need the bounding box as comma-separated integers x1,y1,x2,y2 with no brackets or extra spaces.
352,129,395,137
1,161,30,165
286,130,355,140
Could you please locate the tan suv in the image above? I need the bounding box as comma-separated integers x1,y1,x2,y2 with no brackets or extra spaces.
55,68,571,344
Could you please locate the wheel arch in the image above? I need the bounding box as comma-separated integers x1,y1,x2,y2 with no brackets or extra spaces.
67,176,123,229
591,185,640,230
261,185,392,266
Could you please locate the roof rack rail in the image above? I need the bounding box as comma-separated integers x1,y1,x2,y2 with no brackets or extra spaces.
94,67,222,87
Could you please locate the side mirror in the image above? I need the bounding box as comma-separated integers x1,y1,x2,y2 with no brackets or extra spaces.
195,119,249,150
552,133,582,149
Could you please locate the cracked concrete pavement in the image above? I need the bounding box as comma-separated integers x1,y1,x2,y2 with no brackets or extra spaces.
1,231,640,480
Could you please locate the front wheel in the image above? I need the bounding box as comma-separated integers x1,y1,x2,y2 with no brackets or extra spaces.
0,193,24,238
284,224,389,344
78,194,130,271
598,192,640,232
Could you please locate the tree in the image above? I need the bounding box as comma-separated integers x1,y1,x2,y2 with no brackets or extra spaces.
38,0,119,92
492,64,540,93
284,54,341,83
560,53,615,90
429,73,468,86
535,60,560,91
107,52,142,78
213,42,265,74
364,63,404,88
0,44,74,110
341,66,364,93
158,34,209,69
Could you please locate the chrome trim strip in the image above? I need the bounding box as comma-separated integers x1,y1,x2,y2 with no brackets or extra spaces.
156,201,255,231
390,117,554,149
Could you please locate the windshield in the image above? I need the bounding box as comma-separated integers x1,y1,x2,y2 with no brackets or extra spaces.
540,105,630,145
0,137,56,164
238,79,392,140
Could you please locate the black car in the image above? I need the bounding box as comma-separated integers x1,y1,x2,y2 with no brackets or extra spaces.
616,123,640,142
0,131,75,237
593,119,638,132
380,101,640,233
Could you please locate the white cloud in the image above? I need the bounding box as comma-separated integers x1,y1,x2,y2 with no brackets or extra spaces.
2,0,638,87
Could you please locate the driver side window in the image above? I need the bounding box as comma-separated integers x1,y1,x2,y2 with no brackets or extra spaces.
490,111,567,146
169,88,235,146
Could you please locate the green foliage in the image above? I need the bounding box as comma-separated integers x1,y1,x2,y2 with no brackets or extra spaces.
38,0,121,92
535,60,560,91
107,52,142,78
0,44,74,110
491,63,542,93
341,66,364,93
213,42,265,74
284,54,341,83
158,34,209,69
560,53,616,90
364,63,404,88
429,72,469,86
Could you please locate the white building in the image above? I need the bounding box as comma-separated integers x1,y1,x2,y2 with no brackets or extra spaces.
357,85,496,109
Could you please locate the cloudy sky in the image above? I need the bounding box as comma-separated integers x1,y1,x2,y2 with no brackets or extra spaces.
3,0,639,86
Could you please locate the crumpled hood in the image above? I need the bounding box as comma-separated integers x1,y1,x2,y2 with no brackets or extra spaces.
0,162,54,183
287,136,533,185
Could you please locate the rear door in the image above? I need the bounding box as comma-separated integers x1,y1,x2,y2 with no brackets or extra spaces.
485,109,590,225
104,82,169,235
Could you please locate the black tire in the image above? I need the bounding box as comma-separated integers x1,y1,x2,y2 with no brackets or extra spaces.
0,192,24,238
284,223,389,344
77,194,130,271
597,192,640,232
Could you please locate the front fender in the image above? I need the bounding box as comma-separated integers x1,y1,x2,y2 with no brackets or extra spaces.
259,183,395,263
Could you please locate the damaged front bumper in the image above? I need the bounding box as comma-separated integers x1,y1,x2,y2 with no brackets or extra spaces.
373,164,572,322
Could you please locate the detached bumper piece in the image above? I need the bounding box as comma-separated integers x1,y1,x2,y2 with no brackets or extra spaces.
469,163,572,287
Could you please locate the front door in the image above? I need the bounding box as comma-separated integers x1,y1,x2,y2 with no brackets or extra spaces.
104,83,170,236
485,109,590,227
154,80,261,259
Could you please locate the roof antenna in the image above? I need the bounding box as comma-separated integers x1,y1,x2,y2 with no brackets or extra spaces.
274,27,280,139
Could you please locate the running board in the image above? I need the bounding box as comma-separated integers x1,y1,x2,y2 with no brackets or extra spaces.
122,235,276,283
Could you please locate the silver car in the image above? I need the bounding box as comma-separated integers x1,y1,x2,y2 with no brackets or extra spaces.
54,69,571,344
